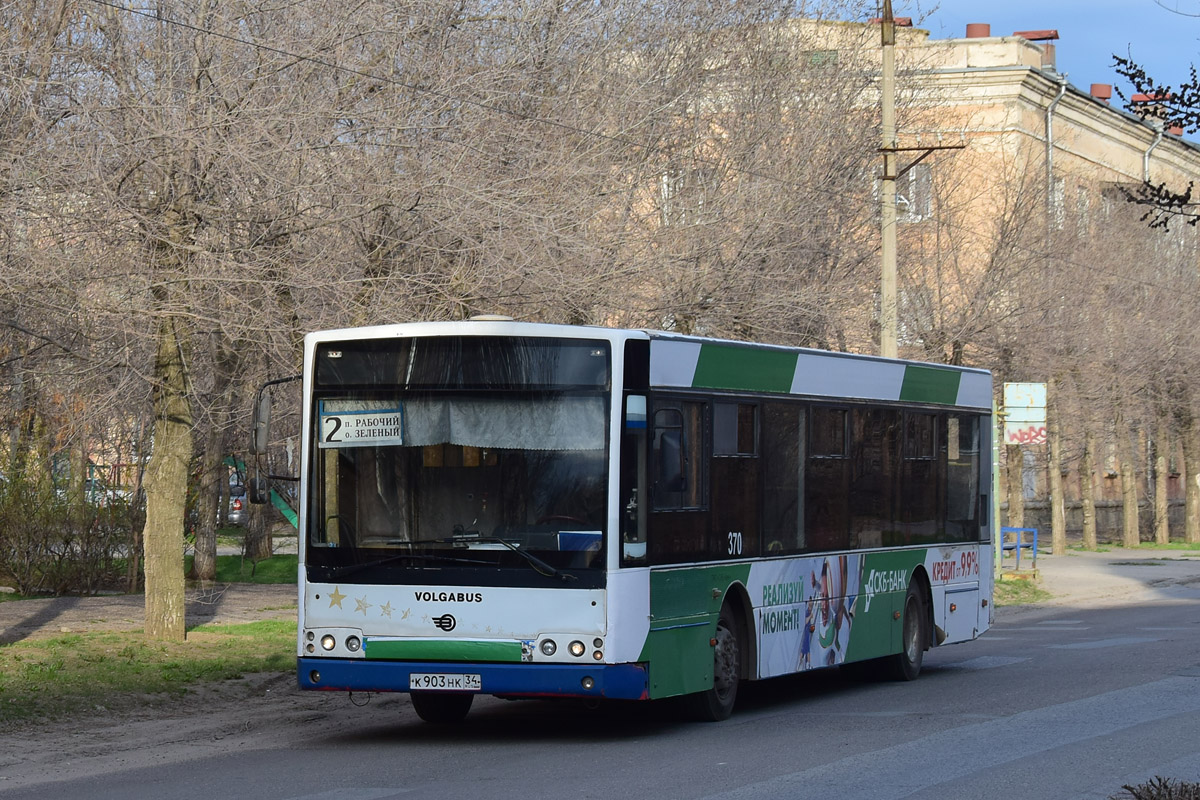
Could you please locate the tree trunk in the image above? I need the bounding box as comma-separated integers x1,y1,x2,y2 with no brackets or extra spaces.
1048,392,1066,555
142,317,193,641
245,498,272,561
1185,412,1200,544
192,332,242,581
1120,423,1140,548
1005,443,1024,529
124,416,150,593
1154,415,1170,545
190,429,222,583
1081,430,1098,550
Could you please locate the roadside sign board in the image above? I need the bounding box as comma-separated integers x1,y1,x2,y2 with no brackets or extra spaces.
1003,382,1046,445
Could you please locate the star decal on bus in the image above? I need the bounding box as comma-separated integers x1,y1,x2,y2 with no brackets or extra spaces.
379,601,394,618
327,586,346,608
355,596,373,615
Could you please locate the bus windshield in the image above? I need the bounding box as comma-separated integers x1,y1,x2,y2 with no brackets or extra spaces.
306,336,610,586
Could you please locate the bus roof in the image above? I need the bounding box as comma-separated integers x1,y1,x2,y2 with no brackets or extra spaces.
304,320,992,410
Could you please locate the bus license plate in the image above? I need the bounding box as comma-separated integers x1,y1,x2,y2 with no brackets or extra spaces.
409,673,481,691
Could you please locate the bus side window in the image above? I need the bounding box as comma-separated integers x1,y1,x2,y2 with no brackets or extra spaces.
658,427,685,492
651,401,705,510
762,403,805,553
653,408,685,502
806,406,850,552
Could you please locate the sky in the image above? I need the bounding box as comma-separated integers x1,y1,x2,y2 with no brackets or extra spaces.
900,0,1200,96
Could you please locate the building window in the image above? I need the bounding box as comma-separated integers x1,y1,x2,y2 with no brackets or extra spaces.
897,163,932,222
1050,175,1066,230
660,165,715,226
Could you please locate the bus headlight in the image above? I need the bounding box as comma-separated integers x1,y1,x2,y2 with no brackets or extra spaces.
540,640,557,656
569,640,586,657
321,634,336,651
346,636,361,652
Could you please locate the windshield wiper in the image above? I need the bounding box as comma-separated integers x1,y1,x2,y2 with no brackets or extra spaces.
436,534,578,582
326,551,494,580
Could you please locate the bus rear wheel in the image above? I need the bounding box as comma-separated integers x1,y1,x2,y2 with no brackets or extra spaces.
886,581,927,681
687,604,741,721
410,691,474,723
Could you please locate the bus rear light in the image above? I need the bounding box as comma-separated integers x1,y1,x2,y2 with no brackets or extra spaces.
569,641,586,657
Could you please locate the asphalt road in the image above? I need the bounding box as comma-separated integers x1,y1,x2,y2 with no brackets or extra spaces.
5,592,1200,800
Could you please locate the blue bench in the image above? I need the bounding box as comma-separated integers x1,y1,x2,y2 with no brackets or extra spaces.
1000,527,1038,570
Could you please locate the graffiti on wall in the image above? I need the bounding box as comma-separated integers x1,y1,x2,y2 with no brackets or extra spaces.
1005,424,1047,445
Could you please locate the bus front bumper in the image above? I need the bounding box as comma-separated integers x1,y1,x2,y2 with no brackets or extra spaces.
297,657,650,700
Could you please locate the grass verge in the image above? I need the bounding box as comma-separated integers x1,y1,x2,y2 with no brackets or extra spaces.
0,620,294,726
994,576,1052,606
185,554,298,584
1138,542,1200,554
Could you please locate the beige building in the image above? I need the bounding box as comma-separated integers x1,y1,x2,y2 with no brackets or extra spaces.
893,19,1200,269
883,21,1200,517
892,18,1200,292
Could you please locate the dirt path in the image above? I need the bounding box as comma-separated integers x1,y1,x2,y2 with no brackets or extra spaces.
0,584,353,791
0,584,297,645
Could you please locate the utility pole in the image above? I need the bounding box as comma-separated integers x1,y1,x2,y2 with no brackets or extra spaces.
878,2,964,359
880,0,898,359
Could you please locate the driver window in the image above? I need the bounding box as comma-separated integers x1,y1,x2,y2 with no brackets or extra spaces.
651,400,705,510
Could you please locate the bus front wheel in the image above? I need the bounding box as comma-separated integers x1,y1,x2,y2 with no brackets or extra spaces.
687,604,741,721
886,581,927,681
410,691,474,723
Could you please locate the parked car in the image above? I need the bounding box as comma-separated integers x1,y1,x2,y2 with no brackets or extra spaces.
228,482,248,526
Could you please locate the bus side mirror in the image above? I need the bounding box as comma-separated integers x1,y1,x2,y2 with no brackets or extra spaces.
250,392,271,455
248,475,270,505
658,430,685,492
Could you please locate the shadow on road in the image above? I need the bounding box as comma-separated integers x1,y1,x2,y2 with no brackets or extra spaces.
0,596,84,645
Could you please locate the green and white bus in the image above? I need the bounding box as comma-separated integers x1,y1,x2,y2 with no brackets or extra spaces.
262,320,993,723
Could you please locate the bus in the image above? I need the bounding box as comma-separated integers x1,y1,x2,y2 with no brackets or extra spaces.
250,319,993,723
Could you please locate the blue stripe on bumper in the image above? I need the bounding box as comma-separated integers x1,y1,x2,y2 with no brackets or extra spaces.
298,658,649,700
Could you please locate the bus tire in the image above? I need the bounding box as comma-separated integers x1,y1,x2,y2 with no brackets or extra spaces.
687,604,741,721
886,580,927,682
410,691,474,723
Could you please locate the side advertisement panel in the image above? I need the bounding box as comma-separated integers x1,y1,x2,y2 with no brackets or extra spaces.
746,545,985,680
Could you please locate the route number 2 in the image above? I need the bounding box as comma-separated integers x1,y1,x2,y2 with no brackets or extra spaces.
322,416,343,443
